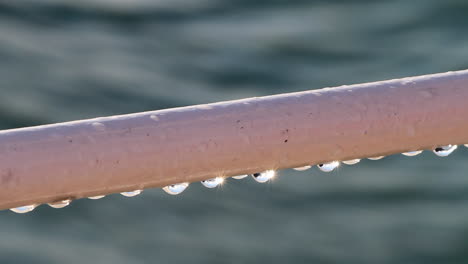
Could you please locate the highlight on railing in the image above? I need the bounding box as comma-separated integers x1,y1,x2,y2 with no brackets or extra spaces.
1,70,468,213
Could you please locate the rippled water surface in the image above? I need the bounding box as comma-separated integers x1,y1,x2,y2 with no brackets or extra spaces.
1,1,468,263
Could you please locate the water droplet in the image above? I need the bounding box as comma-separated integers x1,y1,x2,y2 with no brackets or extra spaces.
120,190,142,197
433,145,457,157
317,161,339,172
232,175,248,180
48,199,71,209
10,205,36,214
163,182,189,195
342,159,360,165
293,166,312,171
368,156,384,160
88,195,105,200
201,177,224,188
252,170,276,183
464,144,468,148
402,150,423,157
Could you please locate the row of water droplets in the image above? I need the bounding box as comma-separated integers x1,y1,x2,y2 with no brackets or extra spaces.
9,171,277,213
9,144,462,214
295,145,457,173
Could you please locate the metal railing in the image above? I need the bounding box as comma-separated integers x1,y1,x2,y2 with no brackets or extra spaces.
1,70,468,212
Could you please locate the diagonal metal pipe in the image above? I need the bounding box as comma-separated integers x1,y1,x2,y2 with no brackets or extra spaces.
1,70,468,210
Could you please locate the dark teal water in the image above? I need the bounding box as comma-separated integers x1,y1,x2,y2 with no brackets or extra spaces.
1,1,468,263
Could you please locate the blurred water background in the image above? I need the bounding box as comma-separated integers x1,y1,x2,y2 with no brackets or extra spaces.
1,0,468,263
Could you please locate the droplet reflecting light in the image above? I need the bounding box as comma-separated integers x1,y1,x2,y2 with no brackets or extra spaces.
402,150,423,157
120,190,142,197
201,177,224,188
368,156,384,160
342,159,360,165
318,161,339,172
88,195,105,200
163,182,189,195
10,205,36,214
433,145,457,157
252,170,276,183
293,166,312,171
48,200,71,209
232,175,248,180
